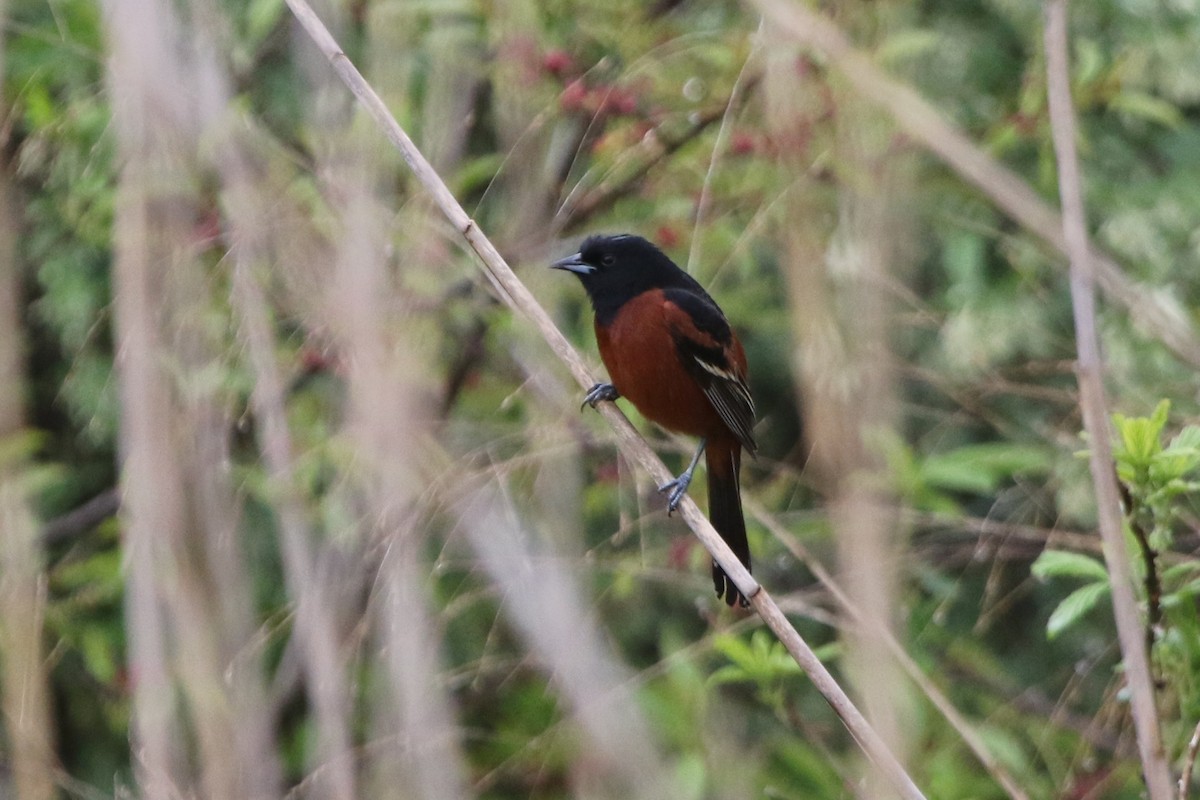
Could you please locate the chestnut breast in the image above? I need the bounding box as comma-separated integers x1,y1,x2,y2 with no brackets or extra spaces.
594,289,734,439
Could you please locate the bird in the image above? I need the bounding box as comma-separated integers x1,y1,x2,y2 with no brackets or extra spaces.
551,234,757,606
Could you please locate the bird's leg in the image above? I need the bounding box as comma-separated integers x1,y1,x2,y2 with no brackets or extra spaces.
658,437,706,514
581,382,620,410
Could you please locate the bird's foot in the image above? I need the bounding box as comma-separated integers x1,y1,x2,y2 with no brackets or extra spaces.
581,382,620,410
657,471,693,515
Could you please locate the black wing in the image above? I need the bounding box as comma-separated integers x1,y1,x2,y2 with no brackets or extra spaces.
663,288,757,455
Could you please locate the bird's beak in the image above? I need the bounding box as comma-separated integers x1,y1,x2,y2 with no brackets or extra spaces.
550,253,595,275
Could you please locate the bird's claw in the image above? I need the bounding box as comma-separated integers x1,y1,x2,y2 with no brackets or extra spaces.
581,382,620,410
657,472,693,515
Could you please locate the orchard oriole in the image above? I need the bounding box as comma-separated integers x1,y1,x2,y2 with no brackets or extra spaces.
552,234,756,607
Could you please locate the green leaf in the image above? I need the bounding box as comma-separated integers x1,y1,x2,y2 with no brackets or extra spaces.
919,442,1052,495
24,83,57,129
1167,425,1200,454
712,632,755,669
1113,400,1169,469
1031,550,1109,582
1109,91,1184,129
708,665,749,687
1151,426,1200,483
452,153,505,197
0,430,46,468
1163,577,1200,605
80,626,120,683
711,630,802,687
1162,561,1200,584
872,428,924,500
1075,37,1106,86
674,754,706,800
246,0,285,47
1151,399,1171,432
1047,581,1110,639
875,29,940,67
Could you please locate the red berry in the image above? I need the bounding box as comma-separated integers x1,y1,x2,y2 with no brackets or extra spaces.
603,87,638,116
561,79,588,112
299,348,330,373
729,131,755,155
667,537,695,569
542,49,573,76
1011,111,1037,135
193,209,222,246
595,460,619,483
656,225,680,249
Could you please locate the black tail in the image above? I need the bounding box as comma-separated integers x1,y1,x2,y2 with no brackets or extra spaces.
706,441,750,607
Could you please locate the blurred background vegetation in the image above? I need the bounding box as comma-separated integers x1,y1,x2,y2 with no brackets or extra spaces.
3,0,1200,797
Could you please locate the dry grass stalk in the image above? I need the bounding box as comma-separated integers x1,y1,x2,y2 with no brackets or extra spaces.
103,0,288,795
306,7,474,791
1043,1,1173,795
832,31,914,797
323,188,469,798
225,186,355,800
104,0,204,790
763,22,916,794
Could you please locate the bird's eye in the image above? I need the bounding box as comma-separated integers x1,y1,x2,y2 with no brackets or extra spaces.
600,253,616,267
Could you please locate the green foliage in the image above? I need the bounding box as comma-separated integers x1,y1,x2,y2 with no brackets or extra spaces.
1044,578,1111,641
1113,400,1200,548
879,431,1052,513
9,0,119,469
9,0,1200,796
709,630,807,710
1030,549,1108,584
1036,402,1200,637
1036,401,1200,774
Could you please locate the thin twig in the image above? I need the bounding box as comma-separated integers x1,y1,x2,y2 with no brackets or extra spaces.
689,24,761,273
1125,501,1163,656
282,2,927,797
1043,2,1173,797
556,100,738,232
40,488,120,547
